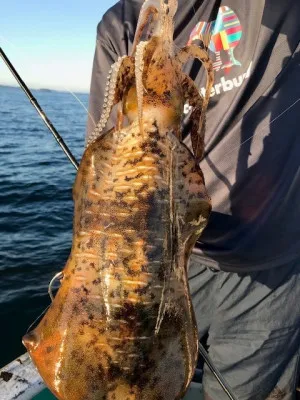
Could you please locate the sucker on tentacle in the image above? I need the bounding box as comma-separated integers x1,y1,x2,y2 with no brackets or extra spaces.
86,55,134,147
134,41,148,136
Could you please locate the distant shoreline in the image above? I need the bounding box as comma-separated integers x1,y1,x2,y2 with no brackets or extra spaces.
0,84,89,95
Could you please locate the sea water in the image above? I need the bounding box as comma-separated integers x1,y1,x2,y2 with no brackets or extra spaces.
0,85,86,367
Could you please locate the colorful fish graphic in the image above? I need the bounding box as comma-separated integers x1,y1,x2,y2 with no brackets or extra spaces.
188,6,243,71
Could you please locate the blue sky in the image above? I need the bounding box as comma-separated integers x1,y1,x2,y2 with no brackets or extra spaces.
0,1,117,92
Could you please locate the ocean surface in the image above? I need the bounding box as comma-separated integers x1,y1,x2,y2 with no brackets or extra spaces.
0,85,87,367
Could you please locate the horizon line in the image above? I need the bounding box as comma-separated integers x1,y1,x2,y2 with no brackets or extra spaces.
0,83,89,95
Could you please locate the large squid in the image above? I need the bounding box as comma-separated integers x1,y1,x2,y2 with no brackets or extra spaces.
23,1,214,399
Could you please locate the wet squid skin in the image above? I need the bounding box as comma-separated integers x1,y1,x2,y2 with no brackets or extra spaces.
23,119,211,400
23,0,214,397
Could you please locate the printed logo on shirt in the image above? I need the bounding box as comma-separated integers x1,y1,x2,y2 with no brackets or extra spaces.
184,5,252,112
188,6,243,72
183,61,252,114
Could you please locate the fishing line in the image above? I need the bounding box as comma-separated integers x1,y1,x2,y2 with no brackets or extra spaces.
2,34,299,161
0,47,79,170
26,304,51,334
25,272,63,332
222,96,300,161
0,33,96,128
64,88,96,127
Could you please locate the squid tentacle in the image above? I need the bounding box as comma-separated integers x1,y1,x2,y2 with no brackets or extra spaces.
180,73,203,108
131,0,160,56
86,55,131,148
131,0,178,56
181,73,207,159
175,39,214,161
180,73,205,159
135,40,149,135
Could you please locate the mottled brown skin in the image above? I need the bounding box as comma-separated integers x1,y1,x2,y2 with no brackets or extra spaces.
23,0,214,399
23,121,210,400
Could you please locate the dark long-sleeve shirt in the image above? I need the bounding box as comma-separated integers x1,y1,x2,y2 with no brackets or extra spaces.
87,0,300,272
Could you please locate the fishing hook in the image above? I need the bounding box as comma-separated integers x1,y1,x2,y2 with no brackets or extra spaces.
48,271,64,302
25,272,63,333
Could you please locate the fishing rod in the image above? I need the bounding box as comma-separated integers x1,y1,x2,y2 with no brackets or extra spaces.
199,343,239,400
0,47,79,170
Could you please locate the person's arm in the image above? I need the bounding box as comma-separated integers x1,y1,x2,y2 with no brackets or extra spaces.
86,24,119,142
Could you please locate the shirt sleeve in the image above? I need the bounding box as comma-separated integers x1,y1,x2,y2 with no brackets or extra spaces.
86,36,119,142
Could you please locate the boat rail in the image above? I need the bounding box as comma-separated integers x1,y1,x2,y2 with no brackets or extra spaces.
0,353,203,400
